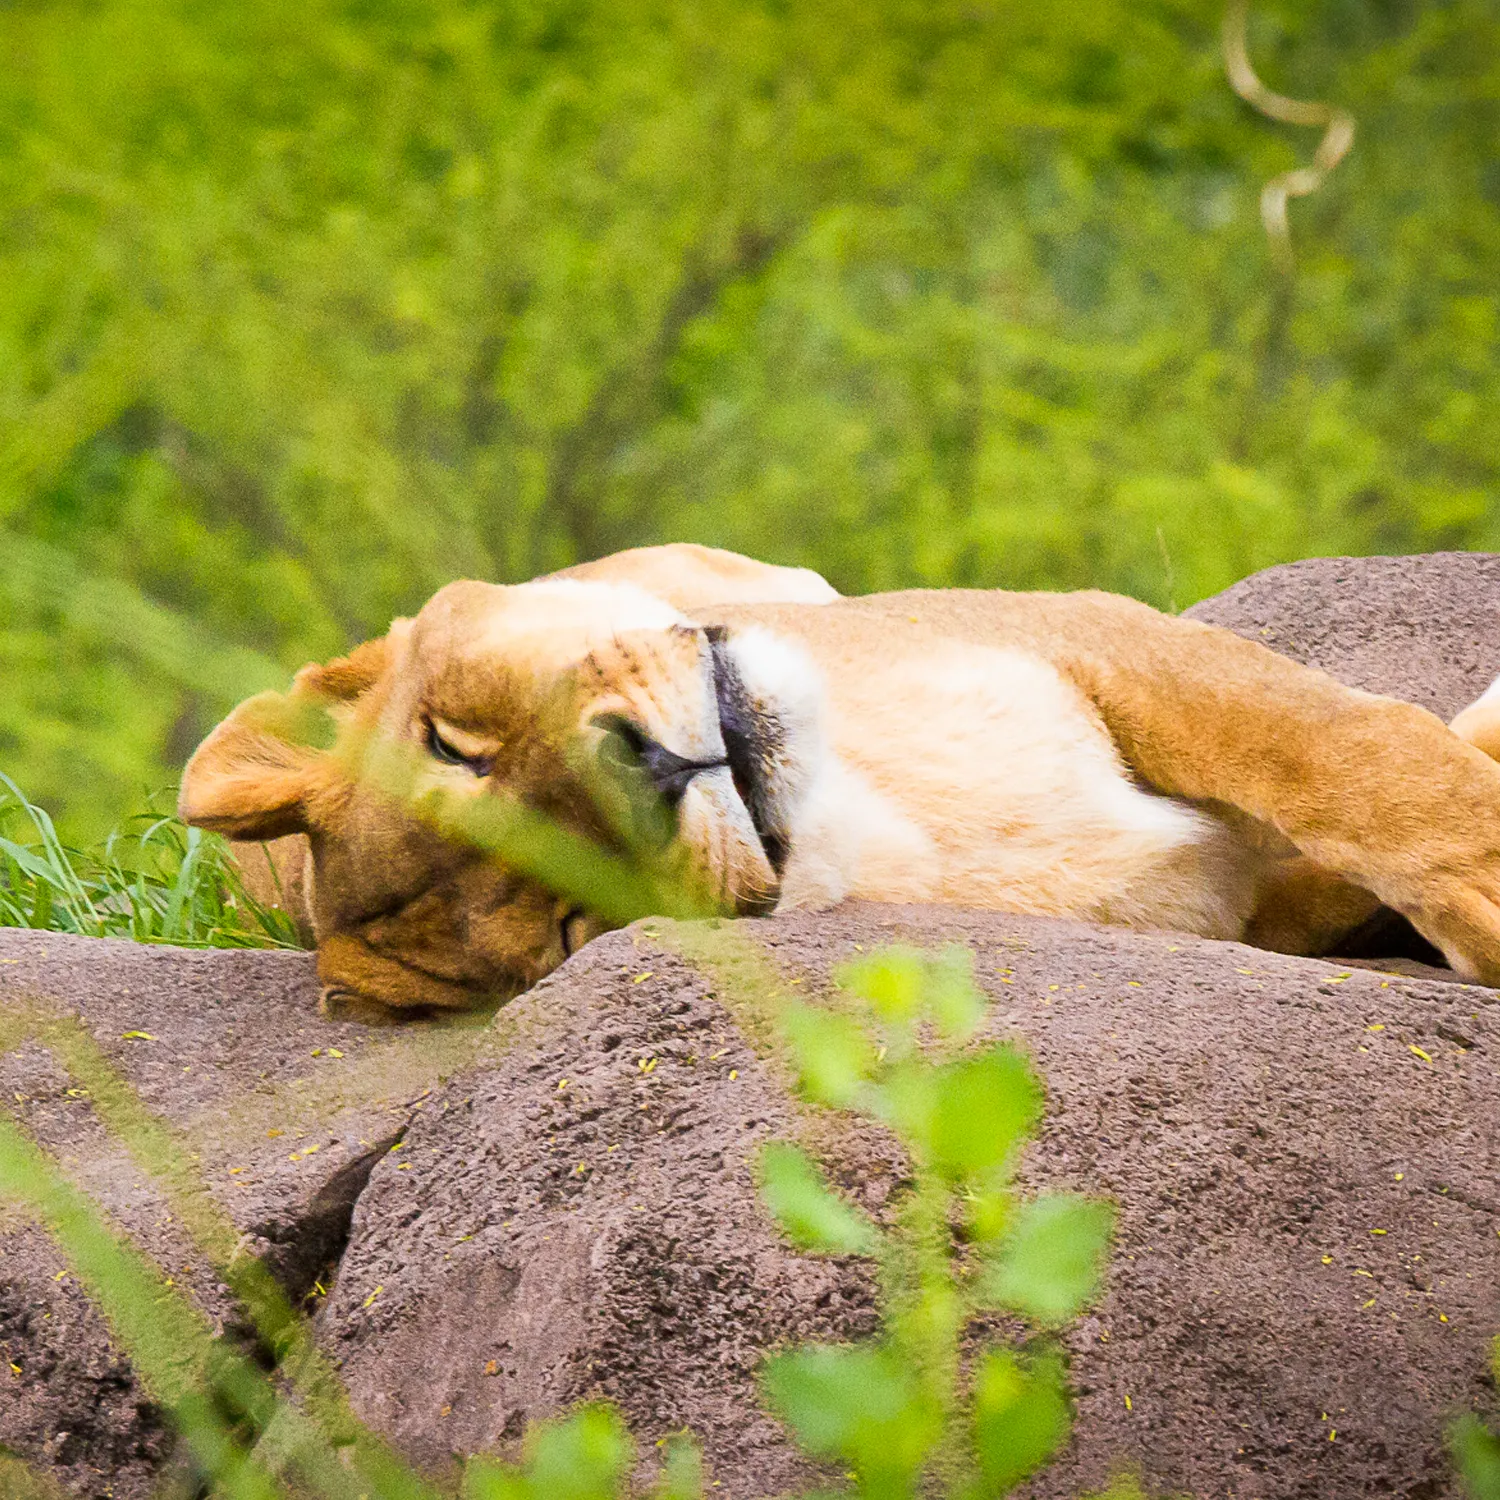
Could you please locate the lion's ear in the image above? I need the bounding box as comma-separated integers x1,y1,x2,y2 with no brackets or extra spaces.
179,629,402,839
290,631,397,701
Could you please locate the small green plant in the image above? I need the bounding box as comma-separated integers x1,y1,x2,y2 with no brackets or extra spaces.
0,773,300,949
757,945,1114,1499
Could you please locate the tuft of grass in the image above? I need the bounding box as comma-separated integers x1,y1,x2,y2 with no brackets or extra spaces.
0,773,303,950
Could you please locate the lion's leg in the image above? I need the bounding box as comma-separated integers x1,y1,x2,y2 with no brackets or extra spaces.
1243,857,1383,959
969,595,1500,980
1448,673,1500,759
1068,613,1500,979
850,589,1500,980
1247,675,1500,959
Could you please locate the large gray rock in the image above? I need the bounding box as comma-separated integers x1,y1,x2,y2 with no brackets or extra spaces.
323,908,1500,1500
1183,551,1500,718
0,931,498,1498
4,552,1500,1499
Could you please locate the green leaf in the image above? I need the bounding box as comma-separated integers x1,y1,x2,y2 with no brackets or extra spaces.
762,1343,941,1489
526,1406,634,1500
757,1142,879,1256
965,1186,1013,1244
653,1431,705,1500
835,945,986,1040
971,1349,1071,1493
925,945,987,1042
780,1001,877,1108
979,1195,1114,1326
1452,1415,1500,1500
835,946,929,1023
884,1044,1040,1180
462,1458,530,1500
464,1407,634,1500
534,1406,633,1500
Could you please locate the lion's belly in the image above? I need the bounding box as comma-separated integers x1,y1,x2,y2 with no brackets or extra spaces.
776,643,1263,940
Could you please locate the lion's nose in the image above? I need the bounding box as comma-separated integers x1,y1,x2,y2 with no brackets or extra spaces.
595,715,728,810
638,735,728,808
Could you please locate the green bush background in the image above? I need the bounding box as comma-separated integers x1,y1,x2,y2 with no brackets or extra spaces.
2,0,1498,840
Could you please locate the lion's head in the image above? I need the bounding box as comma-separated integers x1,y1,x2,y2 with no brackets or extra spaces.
181,576,822,1016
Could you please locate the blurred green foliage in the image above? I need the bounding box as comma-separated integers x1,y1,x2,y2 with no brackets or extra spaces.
1452,1339,1500,1500
2,0,1498,838
760,944,1114,1498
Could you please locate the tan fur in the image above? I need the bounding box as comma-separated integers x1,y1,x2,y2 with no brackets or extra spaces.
546,542,838,608
187,546,838,1012
183,551,1500,1015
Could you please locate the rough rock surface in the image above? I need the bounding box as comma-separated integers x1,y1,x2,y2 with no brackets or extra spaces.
0,931,497,1498
3,552,1500,1500
1183,551,1500,718
324,910,1500,1500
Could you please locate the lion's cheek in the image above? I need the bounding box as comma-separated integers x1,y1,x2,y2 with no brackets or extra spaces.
674,769,780,916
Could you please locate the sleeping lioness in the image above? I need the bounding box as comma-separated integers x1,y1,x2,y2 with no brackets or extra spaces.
181,543,1500,1016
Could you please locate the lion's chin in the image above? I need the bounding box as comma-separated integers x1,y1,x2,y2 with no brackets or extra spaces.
315,932,519,1020
676,768,782,916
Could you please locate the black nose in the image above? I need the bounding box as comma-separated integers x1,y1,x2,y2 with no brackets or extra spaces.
638,736,728,807
597,717,726,809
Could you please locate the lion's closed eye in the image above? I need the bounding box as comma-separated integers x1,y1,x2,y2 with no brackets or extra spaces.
423,717,495,777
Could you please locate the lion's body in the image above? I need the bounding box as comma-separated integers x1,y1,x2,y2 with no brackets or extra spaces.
187,546,1500,1015
703,611,1260,936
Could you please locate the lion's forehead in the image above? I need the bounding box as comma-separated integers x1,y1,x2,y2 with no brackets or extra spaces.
418,577,687,663
410,580,719,738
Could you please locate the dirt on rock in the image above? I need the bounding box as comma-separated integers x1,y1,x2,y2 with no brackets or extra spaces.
0,930,501,1498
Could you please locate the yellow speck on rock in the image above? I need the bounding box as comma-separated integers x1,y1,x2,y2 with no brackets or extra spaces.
631,971,654,985
729,1069,739,1080
1408,1044,1433,1064
1124,1394,1132,1411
